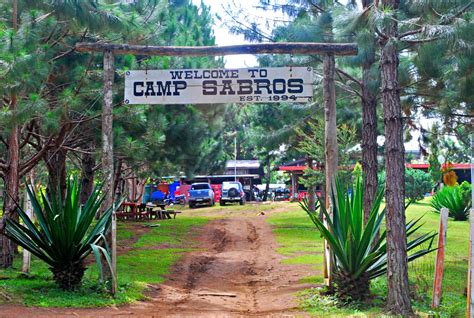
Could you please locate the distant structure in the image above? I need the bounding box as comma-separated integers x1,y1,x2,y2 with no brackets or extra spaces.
279,161,473,199
183,160,263,187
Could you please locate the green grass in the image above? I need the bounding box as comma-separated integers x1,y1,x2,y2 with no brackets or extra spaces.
407,200,468,317
267,200,469,317
0,214,210,308
134,217,208,248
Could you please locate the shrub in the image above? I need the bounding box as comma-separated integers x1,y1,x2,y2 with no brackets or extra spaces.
379,168,433,202
405,168,433,202
459,181,472,207
430,185,470,221
5,179,116,290
301,176,436,301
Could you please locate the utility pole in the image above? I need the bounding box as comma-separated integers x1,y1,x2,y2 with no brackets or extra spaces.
234,134,237,181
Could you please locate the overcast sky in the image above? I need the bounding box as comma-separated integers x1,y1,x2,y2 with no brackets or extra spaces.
191,0,287,68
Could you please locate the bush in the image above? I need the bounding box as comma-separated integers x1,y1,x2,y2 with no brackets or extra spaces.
430,185,470,221
301,175,436,302
459,181,472,207
379,168,433,202
405,168,433,202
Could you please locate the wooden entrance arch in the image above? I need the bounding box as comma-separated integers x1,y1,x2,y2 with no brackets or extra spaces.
75,41,358,294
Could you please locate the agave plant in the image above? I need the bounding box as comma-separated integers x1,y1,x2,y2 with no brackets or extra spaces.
5,179,116,290
301,176,436,301
430,185,470,221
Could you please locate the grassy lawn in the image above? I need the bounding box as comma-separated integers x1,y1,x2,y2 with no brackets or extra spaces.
0,215,209,308
267,200,468,317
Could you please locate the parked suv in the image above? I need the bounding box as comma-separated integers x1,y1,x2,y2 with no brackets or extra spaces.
188,183,215,208
220,181,245,206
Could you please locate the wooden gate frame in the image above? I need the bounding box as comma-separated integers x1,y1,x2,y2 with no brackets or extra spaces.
75,41,358,294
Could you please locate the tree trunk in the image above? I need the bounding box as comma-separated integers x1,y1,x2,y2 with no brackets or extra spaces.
102,50,116,294
307,158,316,212
12,0,17,29
361,0,378,224
323,53,338,285
80,148,95,205
113,159,123,198
262,156,271,202
0,95,20,268
45,148,67,199
380,0,412,314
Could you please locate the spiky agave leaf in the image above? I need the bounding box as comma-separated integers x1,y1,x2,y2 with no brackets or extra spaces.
430,185,469,221
5,177,119,290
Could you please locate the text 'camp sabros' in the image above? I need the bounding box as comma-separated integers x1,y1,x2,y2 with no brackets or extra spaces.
124,67,313,105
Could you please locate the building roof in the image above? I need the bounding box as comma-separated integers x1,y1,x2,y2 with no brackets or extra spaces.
193,174,261,179
406,163,473,170
279,163,473,172
225,160,260,169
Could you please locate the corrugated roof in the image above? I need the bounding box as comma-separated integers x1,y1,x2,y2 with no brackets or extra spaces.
225,160,260,169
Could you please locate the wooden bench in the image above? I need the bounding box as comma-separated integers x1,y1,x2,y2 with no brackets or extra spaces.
163,209,182,219
148,207,182,219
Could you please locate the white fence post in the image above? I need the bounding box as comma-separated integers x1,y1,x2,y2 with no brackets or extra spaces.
467,209,474,317
432,207,449,309
21,185,32,273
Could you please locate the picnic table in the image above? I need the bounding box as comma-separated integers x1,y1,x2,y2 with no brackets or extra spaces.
116,201,181,221
145,203,182,220
116,202,147,221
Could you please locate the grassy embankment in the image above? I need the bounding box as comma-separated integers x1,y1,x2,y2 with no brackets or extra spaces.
0,214,209,307
267,200,468,317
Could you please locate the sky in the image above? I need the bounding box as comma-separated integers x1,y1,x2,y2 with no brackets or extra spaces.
191,0,287,68
191,0,434,155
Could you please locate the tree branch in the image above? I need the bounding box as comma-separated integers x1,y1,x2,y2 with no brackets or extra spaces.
336,67,362,87
19,136,54,176
398,28,423,39
402,36,442,44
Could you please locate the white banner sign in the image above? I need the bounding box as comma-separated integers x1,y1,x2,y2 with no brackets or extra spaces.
124,67,313,105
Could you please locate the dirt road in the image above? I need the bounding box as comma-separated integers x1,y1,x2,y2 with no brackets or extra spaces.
0,208,316,317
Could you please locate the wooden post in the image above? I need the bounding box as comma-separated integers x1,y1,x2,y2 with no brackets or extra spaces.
432,207,449,308
467,209,474,317
76,42,358,56
323,53,337,286
291,173,296,201
102,49,117,295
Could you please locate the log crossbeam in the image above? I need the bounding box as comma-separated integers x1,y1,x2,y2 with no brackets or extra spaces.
75,42,358,56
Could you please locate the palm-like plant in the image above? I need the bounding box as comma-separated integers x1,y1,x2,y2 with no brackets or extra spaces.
5,179,115,290
301,176,436,301
430,185,470,221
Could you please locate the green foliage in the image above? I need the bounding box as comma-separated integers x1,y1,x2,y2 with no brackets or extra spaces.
405,168,433,202
299,167,324,191
428,134,443,188
352,162,363,179
5,178,116,290
459,181,472,206
379,168,432,202
295,117,358,190
430,185,470,221
300,176,436,301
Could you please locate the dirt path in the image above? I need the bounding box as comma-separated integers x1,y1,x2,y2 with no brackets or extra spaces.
0,210,316,317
